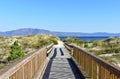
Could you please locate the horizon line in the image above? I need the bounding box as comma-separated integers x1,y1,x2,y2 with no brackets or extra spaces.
0,28,119,34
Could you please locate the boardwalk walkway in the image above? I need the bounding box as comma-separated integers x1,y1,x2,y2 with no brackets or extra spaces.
43,41,81,79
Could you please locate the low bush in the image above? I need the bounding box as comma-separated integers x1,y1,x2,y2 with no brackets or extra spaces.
7,41,25,62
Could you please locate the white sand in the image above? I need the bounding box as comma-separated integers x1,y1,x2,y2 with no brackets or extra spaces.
53,41,64,48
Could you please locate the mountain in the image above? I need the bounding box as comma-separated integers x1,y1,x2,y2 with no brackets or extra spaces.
54,32,120,37
0,28,53,36
0,28,120,36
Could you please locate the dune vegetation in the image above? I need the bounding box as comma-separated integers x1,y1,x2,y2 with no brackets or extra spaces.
64,37,120,67
0,34,58,69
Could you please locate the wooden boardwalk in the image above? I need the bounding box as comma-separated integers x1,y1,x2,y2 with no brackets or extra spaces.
43,41,81,79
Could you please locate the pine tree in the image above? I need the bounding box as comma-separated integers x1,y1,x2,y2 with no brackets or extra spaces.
7,41,24,61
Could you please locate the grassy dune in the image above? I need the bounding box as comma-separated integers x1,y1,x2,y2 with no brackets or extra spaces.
64,37,120,67
0,34,58,69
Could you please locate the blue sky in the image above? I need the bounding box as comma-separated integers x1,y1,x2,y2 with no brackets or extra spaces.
0,0,120,33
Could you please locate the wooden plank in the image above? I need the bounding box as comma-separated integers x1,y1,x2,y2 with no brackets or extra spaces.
43,47,82,79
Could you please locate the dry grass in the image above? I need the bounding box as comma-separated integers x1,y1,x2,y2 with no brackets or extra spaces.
0,34,58,69
65,37,120,67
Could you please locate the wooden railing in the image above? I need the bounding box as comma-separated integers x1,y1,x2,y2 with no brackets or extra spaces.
46,43,54,56
0,44,53,79
65,43,120,79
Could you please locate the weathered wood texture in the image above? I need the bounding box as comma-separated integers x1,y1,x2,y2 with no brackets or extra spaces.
65,43,120,79
0,44,53,79
43,47,82,79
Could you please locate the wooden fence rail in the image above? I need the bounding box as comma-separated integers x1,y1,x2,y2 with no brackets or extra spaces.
0,43,53,79
65,43,120,79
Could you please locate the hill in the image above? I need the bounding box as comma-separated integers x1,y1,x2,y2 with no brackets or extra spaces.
0,28,120,36
0,28,53,36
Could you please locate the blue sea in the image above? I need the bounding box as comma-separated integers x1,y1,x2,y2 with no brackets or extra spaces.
59,36,110,41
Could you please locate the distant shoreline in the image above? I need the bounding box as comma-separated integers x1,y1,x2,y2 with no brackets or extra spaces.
59,36,117,41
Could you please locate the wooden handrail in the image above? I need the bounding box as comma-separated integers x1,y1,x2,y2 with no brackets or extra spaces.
46,43,54,56
0,43,53,79
65,43,120,79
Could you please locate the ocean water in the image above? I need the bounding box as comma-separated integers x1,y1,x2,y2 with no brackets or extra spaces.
59,36,109,41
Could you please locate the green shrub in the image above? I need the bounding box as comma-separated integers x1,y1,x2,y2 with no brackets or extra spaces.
84,43,88,48
52,40,58,45
7,41,25,61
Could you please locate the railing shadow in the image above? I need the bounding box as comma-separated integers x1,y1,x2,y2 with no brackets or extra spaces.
42,59,52,79
43,48,57,79
59,48,64,56
51,48,57,59
67,58,82,79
